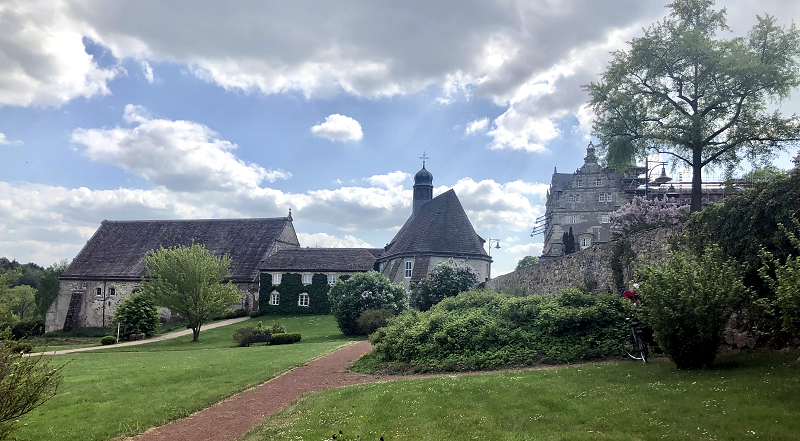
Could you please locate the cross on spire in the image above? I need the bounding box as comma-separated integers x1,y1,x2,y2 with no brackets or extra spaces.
419,151,430,166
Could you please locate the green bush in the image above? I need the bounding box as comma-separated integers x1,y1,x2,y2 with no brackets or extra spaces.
1,339,33,354
357,309,396,334
112,292,160,338
11,320,44,340
328,271,407,335
270,332,301,345
269,321,285,334
410,261,479,311
637,246,747,369
232,327,254,347
249,310,262,318
100,336,117,345
360,289,628,373
758,221,800,342
44,327,111,338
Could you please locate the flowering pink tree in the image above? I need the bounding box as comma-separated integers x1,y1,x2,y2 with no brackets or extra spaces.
610,196,688,236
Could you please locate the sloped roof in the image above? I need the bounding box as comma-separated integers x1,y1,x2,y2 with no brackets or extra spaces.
62,218,293,282
550,173,574,192
380,189,489,260
258,248,377,272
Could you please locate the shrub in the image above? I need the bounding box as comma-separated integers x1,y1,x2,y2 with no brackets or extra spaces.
269,321,285,334
637,246,747,369
112,292,160,338
249,310,262,318
410,261,479,311
328,271,407,335
233,327,254,347
758,221,800,342
357,309,396,334
270,332,301,345
233,325,271,347
10,320,44,340
100,336,117,345
360,289,628,373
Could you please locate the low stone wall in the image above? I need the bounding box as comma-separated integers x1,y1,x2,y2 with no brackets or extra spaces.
488,227,682,296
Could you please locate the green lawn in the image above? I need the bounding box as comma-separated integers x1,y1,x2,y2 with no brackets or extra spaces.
14,315,357,441
241,350,800,441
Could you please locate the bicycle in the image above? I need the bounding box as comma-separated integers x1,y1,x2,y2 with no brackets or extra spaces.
621,317,648,363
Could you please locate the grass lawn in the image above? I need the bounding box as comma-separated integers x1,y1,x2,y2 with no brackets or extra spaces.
241,350,800,441
14,315,357,441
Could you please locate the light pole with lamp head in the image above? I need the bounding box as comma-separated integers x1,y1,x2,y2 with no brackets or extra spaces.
486,238,500,280
644,159,671,199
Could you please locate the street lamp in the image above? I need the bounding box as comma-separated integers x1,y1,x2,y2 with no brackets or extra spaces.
487,238,500,280
644,158,671,199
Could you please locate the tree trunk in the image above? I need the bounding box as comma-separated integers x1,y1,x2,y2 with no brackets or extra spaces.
192,326,201,342
691,148,703,212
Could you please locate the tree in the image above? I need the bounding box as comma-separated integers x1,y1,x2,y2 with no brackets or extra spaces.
35,260,68,320
610,196,689,236
139,244,241,342
0,270,21,328
562,227,576,254
515,256,539,271
410,261,479,311
327,271,407,336
1,329,65,440
585,0,800,212
112,292,161,338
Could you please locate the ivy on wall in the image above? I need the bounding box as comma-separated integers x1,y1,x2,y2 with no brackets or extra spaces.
258,272,347,315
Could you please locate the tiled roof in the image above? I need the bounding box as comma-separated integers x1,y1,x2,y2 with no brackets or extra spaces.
381,189,489,260
258,248,377,272
550,173,574,192
61,218,293,282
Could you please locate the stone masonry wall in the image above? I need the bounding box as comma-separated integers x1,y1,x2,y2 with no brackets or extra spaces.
487,226,682,296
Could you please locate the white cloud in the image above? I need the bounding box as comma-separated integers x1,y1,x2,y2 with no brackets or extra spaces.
0,0,117,107
296,232,374,248
0,133,22,146
140,60,154,83
71,104,291,192
464,117,489,136
440,178,547,232
366,171,410,189
311,114,363,142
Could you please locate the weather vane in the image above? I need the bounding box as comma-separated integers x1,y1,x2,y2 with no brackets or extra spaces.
419,151,430,166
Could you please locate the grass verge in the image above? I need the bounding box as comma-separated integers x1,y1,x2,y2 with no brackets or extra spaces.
14,315,357,441
241,350,800,441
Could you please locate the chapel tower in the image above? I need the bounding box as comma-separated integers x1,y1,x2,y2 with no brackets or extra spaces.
412,154,433,216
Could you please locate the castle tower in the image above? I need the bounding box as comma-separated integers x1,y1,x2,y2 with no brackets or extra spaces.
413,155,433,216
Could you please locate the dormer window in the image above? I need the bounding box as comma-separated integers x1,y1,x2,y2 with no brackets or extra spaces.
577,179,584,187
595,178,603,186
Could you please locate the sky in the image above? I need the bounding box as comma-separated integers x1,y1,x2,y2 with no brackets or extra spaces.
1,0,799,277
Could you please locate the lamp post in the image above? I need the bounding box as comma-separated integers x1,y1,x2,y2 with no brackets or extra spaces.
487,238,500,280
644,158,671,199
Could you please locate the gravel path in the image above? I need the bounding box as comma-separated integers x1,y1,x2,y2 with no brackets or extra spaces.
130,340,382,441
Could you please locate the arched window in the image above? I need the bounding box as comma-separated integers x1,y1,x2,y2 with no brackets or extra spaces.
269,291,280,306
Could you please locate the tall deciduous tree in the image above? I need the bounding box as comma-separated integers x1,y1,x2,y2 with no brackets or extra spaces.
585,0,800,212
139,244,241,342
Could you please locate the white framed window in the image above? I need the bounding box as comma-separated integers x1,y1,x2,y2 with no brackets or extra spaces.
606,193,613,202
580,238,592,249
405,261,413,278
272,273,282,284
568,194,574,202
598,193,606,202
575,194,581,202
303,274,312,285
577,179,584,187
564,215,576,224
269,292,280,306
81,281,87,289
109,287,116,296
298,293,309,307
327,274,336,285
95,287,102,296
601,214,610,224
595,178,603,186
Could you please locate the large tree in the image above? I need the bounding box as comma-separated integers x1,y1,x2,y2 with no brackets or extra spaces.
585,0,800,212
139,244,241,342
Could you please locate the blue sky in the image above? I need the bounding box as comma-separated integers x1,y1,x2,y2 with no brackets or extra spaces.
1,0,799,276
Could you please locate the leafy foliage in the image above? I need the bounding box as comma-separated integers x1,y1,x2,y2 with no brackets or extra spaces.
758,221,800,342
585,0,800,212
410,261,479,311
610,196,688,236
100,336,117,345
258,272,332,315
359,289,628,373
637,246,747,369
0,258,46,290
112,292,160,338
270,332,301,345
327,271,407,336
515,256,539,271
356,309,396,335
139,243,241,342
0,330,65,441
232,326,270,347
35,260,68,319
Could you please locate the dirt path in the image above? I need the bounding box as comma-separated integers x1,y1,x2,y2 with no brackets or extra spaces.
130,340,382,441
27,317,251,356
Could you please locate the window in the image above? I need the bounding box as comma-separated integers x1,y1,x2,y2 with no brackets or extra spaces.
577,179,583,187
568,194,574,202
269,292,280,305
109,287,116,296
575,194,581,202
272,273,282,284
405,261,413,278
95,287,102,296
303,274,312,284
580,238,592,249
327,274,336,285
601,214,610,224
598,193,605,202
81,281,87,289
595,178,603,186
564,215,576,224
606,193,613,202
298,293,309,307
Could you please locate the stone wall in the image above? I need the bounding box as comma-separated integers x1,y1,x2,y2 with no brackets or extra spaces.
487,226,682,296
